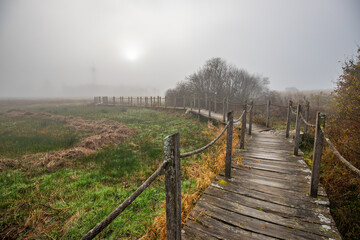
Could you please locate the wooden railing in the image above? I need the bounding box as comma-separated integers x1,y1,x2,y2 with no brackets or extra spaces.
84,96,254,239
285,100,360,197
87,95,359,239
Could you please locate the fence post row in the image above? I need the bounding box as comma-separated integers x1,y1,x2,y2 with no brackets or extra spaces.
225,111,234,179
294,104,302,156
266,99,270,128
164,133,182,240
310,112,326,197
248,101,254,135
240,103,247,149
286,100,292,138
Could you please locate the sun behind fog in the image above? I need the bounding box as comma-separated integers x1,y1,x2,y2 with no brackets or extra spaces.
123,46,141,62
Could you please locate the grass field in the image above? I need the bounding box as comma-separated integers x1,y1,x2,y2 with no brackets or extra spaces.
0,104,220,239
0,116,80,158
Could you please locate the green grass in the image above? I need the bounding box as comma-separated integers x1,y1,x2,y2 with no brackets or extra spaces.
0,106,212,239
0,116,79,158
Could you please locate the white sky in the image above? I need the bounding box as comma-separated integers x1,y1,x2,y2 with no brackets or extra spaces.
0,0,359,97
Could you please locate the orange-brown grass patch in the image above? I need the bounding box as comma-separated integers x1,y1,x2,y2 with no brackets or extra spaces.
2,109,134,171
141,123,240,239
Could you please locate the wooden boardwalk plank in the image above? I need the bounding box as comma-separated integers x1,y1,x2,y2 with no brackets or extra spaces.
182,124,342,240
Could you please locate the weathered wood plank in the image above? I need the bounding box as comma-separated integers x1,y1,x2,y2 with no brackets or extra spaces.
182,123,341,240
185,214,277,240
204,187,334,225
198,195,340,239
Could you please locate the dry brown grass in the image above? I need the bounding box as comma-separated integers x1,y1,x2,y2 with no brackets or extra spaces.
141,123,240,239
1,109,134,171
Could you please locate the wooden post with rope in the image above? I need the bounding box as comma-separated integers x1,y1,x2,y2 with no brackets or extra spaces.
198,95,200,120
294,104,302,156
249,101,254,135
164,133,182,240
310,112,326,197
208,99,211,119
266,99,270,128
223,98,226,122
240,102,247,149
286,100,292,138
225,111,234,178
304,100,310,135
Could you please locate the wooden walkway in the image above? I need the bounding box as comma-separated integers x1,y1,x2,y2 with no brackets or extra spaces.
182,124,342,240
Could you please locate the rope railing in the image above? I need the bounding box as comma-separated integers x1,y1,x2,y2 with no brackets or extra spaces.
321,127,360,176
254,103,266,107
81,160,169,240
291,107,297,115
88,100,252,239
300,112,316,127
180,121,230,158
233,110,246,124
246,105,253,113
272,104,287,108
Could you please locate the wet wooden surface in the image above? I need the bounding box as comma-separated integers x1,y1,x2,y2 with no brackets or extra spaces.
182,124,342,240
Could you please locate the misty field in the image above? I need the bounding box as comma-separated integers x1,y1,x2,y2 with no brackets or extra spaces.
0,104,220,239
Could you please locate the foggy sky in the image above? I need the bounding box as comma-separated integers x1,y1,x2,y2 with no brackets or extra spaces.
0,0,359,98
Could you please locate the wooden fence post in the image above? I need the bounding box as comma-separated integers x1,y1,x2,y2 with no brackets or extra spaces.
240,102,247,149
174,96,177,108
198,95,200,120
226,97,229,115
214,96,217,113
286,100,292,138
208,99,211,119
266,99,270,128
164,133,181,240
310,112,326,197
294,104,302,156
190,96,193,111
165,96,167,108
225,111,234,178
205,93,208,110
223,98,226,122
183,97,186,111
249,101,254,135
304,101,310,135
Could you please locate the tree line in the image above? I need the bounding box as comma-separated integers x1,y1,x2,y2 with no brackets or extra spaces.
165,57,269,104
